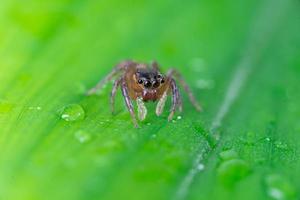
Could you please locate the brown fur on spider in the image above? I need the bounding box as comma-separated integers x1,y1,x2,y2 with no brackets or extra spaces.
87,60,202,128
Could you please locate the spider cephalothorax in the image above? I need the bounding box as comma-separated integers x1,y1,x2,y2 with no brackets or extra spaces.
135,68,165,89
87,60,202,128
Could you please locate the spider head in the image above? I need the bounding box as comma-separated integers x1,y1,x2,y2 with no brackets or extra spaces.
135,69,165,90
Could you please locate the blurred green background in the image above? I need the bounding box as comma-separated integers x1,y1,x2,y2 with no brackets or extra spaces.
0,0,300,199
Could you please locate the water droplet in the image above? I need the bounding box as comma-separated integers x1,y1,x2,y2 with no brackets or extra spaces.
197,163,205,171
265,174,297,200
28,106,42,111
219,149,239,161
172,120,176,123
177,116,182,120
147,123,151,126
274,141,289,150
74,130,91,143
217,159,251,187
195,79,215,90
215,133,221,141
151,134,157,139
265,137,271,142
59,104,85,122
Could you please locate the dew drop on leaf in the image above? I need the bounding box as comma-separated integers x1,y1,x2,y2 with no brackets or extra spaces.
151,134,157,139
265,137,271,142
217,159,251,187
28,106,42,111
264,174,297,200
197,163,205,171
59,104,85,122
274,141,289,150
74,130,91,143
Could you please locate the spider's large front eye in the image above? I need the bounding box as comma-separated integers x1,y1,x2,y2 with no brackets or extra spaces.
157,74,162,79
138,79,143,84
144,81,152,88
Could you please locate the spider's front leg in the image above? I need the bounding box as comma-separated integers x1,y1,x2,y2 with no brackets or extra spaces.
156,91,168,117
168,78,180,121
167,69,202,112
120,77,139,128
155,79,182,120
136,97,147,121
86,60,133,96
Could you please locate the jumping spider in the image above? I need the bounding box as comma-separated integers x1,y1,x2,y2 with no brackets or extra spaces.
87,60,202,128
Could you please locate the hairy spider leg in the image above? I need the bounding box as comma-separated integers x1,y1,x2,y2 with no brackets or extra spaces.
168,78,180,121
86,60,133,95
137,97,147,121
121,77,139,128
86,67,121,95
156,91,168,116
151,62,182,116
167,69,202,112
110,78,122,114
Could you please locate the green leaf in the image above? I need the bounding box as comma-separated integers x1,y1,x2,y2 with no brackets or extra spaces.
0,0,300,200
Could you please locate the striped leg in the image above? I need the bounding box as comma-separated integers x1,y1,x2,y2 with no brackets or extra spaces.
137,97,147,121
167,69,202,112
168,78,179,121
156,91,168,116
121,78,139,128
86,60,133,96
110,78,121,114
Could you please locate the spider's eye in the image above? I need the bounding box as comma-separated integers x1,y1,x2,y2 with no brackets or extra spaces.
144,81,152,88
138,79,143,84
157,74,162,79
161,78,165,84
153,81,160,88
